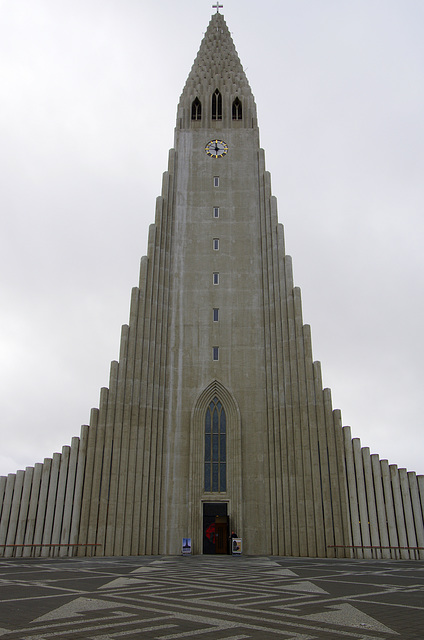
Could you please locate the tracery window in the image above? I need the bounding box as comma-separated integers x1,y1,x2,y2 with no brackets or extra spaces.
212,89,222,120
204,397,226,492
191,97,202,120
232,97,242,120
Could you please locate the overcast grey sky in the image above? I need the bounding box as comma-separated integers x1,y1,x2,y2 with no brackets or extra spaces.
1,0,423,477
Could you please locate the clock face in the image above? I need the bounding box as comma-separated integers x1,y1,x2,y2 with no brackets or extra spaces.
205,139,228,158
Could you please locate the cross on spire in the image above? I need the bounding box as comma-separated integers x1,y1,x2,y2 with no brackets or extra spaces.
213,3,223,13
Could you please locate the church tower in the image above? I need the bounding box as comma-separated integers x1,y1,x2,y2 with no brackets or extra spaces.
1,11,423,559
160,10,352,556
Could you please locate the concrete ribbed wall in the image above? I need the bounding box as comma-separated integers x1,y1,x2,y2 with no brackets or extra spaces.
0,430,88,558
343,426,424,559
1,423,423,557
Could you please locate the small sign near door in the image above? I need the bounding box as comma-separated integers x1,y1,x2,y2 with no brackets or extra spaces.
231,538,242,555
182,538,192,555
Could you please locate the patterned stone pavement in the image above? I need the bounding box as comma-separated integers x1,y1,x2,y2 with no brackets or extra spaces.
0,555,423,639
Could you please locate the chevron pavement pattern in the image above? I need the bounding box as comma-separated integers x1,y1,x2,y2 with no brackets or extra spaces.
0,555,423,639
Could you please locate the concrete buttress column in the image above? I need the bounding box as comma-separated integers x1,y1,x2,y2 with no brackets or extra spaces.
352,438,371,557
408,472,424,559
70,425,88,555
418,476,424,516
0,475,15,556
14,467,34,557
313,362,333,557
5,470,25,557
0,476,6,514
60,437,79,556
294,287,312,557
362,448,380,556
380,460,398,557
78,406,100,555
390,465,409,559
33,459,52,557
51,446,71,556
23,463,43,557
343,427,362,558
399,468,417,555
41,453,61,557
371,454,390,558
303,325,325,557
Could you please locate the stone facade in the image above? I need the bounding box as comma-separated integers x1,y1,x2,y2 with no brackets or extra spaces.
1,12,423,559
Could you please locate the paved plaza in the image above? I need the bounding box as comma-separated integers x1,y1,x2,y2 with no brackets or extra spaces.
0,555,423,639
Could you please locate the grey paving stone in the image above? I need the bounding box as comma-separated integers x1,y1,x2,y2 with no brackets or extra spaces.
0,556,422,639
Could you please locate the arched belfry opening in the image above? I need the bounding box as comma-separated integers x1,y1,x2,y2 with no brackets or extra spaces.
232,97,242,120
212,88,222,120
191,97,201,120
189,380,242,554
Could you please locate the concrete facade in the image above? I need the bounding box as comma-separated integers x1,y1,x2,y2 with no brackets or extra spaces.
1,12,423,559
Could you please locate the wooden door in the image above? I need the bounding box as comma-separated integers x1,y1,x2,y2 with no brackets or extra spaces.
215,520,228,554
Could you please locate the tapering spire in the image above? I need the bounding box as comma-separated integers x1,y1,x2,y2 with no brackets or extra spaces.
177,13,257,128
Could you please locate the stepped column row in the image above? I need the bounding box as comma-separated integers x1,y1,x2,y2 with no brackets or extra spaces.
0,431,88,558
343,427,424,559
257,148,351,559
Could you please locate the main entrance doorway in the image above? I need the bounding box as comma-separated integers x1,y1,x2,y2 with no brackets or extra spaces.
203,503,228,554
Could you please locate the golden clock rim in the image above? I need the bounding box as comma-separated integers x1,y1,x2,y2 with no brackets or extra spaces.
205,139,229,157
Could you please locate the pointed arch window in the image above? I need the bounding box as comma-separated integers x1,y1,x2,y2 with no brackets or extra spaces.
212,89,222,121
204,397,226,492
232,97,242,120
191,97,202,120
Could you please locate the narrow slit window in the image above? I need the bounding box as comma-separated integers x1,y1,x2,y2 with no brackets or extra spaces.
213,308,219,322
232,97,242,120
213,238,219,250
212,89,222,120
214,176,219,187
213,207,219,218
213,272,219,285
212,346,219,361
191,97,202,120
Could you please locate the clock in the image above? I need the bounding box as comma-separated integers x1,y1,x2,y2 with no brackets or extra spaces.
205,139,228,158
